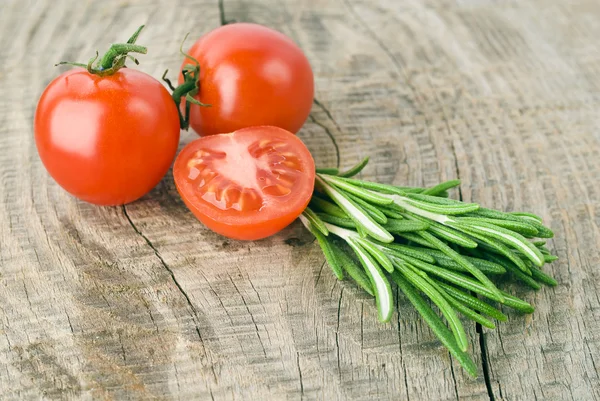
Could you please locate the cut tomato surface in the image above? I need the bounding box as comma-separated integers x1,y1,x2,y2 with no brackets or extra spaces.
174,126,315,240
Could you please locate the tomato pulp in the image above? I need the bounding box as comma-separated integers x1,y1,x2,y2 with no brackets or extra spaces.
179,23,314,137
35,68,181,205
174,126,315,240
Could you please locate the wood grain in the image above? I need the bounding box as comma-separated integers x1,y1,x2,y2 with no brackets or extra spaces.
1,0,599,400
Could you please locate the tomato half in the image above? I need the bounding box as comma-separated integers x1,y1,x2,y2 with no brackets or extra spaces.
35,68,180,205
178,23,314,137
174,126,315,240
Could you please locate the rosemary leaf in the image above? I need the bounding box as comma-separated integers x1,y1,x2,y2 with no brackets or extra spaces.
530,266,558,287
317,176,393,243
452,220,544,266
345,192,388,224
396,260,469,352
355,237,394,273
330,241,375,296
485,254,541,290
455,216,539,238
339,157,370,178
384,219,430,233
426,277,496,329
376,243,436,263
302,207,329,236
420,180,461,196
404,198,480,215
317,213,356,229
316,167,340,175
404,213,478,248
348,238,393,322
415,231,505,303
309,196,347,218
320,173,395,205
391,271,478,377
437,283,508,321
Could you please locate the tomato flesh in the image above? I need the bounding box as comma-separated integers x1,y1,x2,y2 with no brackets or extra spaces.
174,126,315,240
179,23,314,137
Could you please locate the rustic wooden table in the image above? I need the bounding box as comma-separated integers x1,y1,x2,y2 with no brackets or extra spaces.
2,0,600,399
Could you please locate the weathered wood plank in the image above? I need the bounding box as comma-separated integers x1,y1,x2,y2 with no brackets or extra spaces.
1,0,600,400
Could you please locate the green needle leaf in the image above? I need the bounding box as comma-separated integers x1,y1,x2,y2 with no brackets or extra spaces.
509,211,543,223
406,193,467,206
420,180,461,196
348,238,393,322
452,221,544,267
391,271,478,377
397,232,438,248
395,261,469,352
355,238,394,273
410,247,506,275
326,176,421,195
437,283,508,321
316,167,340,175
530,266,558,287
312,229,344,280
468,208,554,238
316,213,356,229
485,254,541,290
309,196,348,218
463,229,532,274
302,207,329,236
384,219,430,233
404,198,480,215
339,157,370,178
456,217,539,238
404,213,478,248
377,243,437,263
320,174,395,205
316,176,394,243
379,205,406,219
415,231,505,303
426,278,496,329
330,241,375,296
345,192,388,224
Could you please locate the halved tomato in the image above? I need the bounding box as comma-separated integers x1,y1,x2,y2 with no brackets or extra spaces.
173,126,315,240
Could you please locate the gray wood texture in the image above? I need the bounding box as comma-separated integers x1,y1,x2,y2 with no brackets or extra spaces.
1,0,599,399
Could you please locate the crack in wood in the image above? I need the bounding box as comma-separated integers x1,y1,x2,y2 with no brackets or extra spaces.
228,276,267,357
121,206,206,347
309,113,340,169
297,352,304,396
449,356,460,401
335,287,344,379
218,0,235,26
477,323,496,401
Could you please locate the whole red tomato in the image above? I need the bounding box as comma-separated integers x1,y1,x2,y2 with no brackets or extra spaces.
35,68,180,205
178,23,314,137
34,27,181,206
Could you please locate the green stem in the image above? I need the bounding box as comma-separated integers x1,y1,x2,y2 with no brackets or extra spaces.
56,26,147,76
98,43,147,70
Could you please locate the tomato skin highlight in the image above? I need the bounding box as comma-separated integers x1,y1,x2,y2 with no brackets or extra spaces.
174,126,315,240
34,68,181,206
179,23,314,137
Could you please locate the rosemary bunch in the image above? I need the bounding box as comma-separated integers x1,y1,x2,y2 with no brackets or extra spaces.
301,158,558,377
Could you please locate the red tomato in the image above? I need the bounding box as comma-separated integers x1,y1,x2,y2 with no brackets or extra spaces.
174,126,315,240
35,68,180,206
178,23,314,137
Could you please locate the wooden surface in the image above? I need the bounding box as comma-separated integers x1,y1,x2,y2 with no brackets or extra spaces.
1,0,599,399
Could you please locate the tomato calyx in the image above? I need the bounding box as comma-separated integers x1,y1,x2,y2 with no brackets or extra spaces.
162,34,210,130
55,26,148,77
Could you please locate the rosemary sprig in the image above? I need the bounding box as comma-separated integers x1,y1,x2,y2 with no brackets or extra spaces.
301,158,558,377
